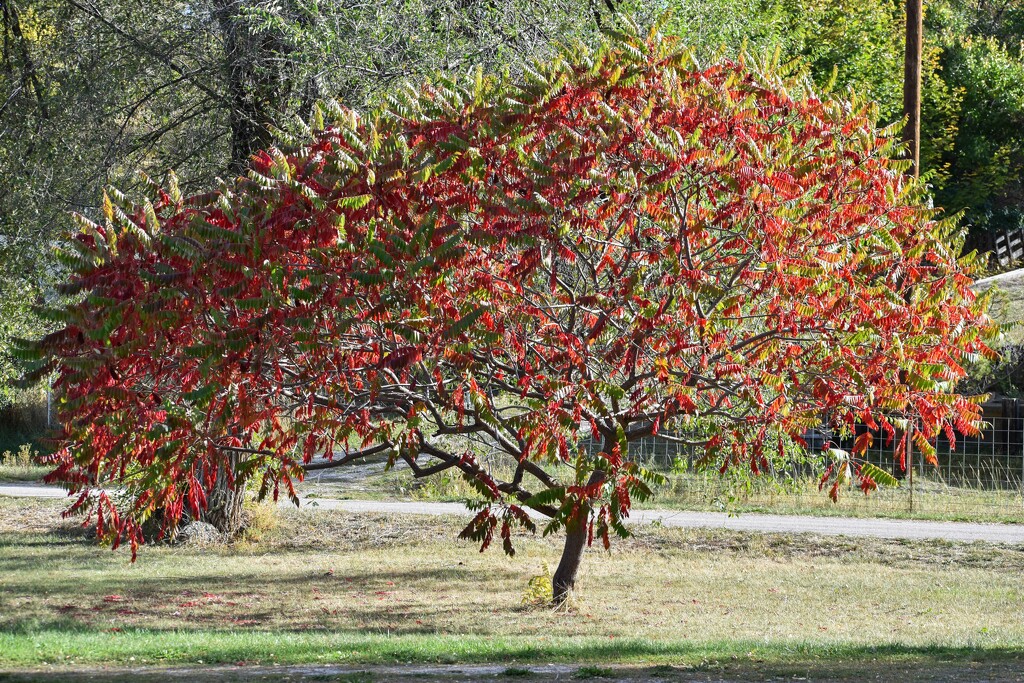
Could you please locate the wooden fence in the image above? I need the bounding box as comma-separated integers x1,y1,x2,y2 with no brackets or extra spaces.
990,227,1024,269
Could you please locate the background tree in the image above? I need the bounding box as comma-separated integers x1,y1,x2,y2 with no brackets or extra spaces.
0,0,629,403
667,0,1024,247
28,26,995,601
904,0,923,176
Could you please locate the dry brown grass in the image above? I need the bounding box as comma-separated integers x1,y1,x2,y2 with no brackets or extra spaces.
3,495,1024,655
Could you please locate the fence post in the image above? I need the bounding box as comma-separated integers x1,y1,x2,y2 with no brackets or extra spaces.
907,420,914,513
1017,398,1024,490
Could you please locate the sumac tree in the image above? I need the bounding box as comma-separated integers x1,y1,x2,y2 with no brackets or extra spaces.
26,24,995,602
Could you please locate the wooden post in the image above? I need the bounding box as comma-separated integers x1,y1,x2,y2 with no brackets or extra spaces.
903,0,923,177
991,231,1003,268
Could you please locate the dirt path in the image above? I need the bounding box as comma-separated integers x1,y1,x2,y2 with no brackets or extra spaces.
3,482,1024,544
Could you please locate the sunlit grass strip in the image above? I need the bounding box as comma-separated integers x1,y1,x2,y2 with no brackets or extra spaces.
2,630,1022,668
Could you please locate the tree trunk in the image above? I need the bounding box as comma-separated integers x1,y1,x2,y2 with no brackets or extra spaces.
200,454,246,534
213,0,283,172
552,515,589,603
551,464,608,603
193,1,278,532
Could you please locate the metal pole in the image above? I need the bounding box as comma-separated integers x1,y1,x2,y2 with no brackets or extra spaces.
1018,399,1023,490
907,421,914,513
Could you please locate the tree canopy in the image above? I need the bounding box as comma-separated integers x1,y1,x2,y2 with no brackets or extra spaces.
26,25,996,599
4,1,1023,407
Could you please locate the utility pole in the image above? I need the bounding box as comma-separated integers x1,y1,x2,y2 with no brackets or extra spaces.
902,1,923,511
903,0,923,178
903,1,923,508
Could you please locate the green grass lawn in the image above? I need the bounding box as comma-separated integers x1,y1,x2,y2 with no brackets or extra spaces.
2,496,1024,678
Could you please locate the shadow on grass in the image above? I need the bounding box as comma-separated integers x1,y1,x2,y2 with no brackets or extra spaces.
0,552,520,589
0,555,526,636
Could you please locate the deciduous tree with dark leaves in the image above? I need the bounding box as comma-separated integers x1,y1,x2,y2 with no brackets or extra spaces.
26,24,995,602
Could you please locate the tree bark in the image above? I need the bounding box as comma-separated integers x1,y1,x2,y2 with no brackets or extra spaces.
551,461,608,603
212,0,282,172
552,514,589,603
200,453,246,534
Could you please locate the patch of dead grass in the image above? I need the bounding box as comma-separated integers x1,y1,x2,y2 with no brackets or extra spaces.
0,495,83,535
1,495,1023,654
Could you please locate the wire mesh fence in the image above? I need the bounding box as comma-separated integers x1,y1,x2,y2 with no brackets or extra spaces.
574,401,1024,522
859,400,1024,490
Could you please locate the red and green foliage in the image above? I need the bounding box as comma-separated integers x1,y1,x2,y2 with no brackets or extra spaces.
25,25,995,581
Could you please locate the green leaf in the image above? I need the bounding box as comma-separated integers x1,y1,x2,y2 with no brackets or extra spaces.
444,306,486,338
338,194,372,210
525,487,565,508
183,384,218,406
860,462,900,488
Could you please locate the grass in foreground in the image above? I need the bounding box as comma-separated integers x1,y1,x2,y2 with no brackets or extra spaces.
1,633,1022,679
2,497,1024,673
